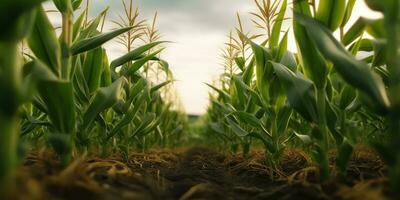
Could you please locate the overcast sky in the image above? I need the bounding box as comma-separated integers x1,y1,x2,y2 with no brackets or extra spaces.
45,0,381,115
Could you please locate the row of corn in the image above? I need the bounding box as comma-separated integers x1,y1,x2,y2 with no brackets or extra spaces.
0,0,187,196
205,0,400,194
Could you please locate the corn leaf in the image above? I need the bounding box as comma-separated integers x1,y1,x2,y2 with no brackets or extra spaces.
108,92,147,139
72,11,86,41
150,80,173,93
82,77,127,130
249,41,273,103
341,0,357,26
72,0,83,11
276,106,292,136
226,118,249,137
28,6,61,77
271,61,318,122
316,0,346,31
82,47,104,93
71,27,133,55
77,7,108,40
37,80,76,134
126,49,164,75
280,51,297,72
295,13,390,113
293,1,328,89
342,18,368,46
0,0,45,40
231,111,262,129
110,41,165,69
270,0,287,48
101,49,112,87
53,0,73,13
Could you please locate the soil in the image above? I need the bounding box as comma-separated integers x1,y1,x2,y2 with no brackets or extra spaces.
13,146,393,200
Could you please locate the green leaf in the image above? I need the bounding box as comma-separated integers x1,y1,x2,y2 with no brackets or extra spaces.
24,60,58,82
293,1,328,89
108,92,146,139
72,11,86,41
295,13,390,113
231,111,262,129
249,132,274,151
47,133,72,165
365,0,386,12
76,7,108,40
249,40,273,103
268,73,286,107
209,122,225,135
242,57,255,85
349,37,364,56
132,113,157,137
280,51,297,72
82,47,104,93
231,75,246,109
276,106,292,135
275,31,288,61
371,39,387,67
326,101,342,144
336,139,354,175
341,0,357,26
270,0,287,48
316,0,346,31
159,59,172,77
130,78,147,99
28,6,61,77
0,0,45,41
206,83,231,102
110,41,165,69
249,89,264,108
37,80,76,134
235,57,245,71
101,49,112,87
357,39,374,52
72,57,90,104
365,18,386,38
339,86,357,110
53,0,73,13
150,80,173,93
342,18,368,46
271,61,318,122
126,49,164,75
82,77,127,130
72,0,83,11
71,27,133,55
226,118,249,137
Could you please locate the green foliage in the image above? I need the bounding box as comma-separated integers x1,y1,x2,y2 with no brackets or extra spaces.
6,0,187,180
2,0,400,197
204,0,400,189
71,27,133,55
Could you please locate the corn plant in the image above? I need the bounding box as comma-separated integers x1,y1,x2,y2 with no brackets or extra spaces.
243,0,357,180
206,0,294,166
205,0,380,181
0,0,46,196
292,0,400,193
205,18,259,156
19,0,185,163
25,2,134,163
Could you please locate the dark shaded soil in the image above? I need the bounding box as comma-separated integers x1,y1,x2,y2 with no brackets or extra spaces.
13,146,392,200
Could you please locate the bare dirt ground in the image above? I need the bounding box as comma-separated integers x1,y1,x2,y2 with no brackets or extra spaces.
14,146,393,200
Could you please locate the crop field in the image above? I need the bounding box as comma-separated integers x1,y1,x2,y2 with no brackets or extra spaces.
0,0,399,199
